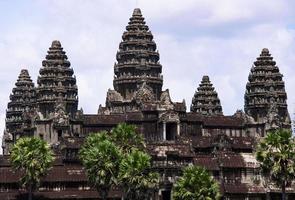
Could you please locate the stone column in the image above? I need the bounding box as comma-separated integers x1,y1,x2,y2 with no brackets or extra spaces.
177,122,180,136
163,122,166,141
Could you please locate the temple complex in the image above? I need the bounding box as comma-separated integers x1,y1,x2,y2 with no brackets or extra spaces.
0,8,294,200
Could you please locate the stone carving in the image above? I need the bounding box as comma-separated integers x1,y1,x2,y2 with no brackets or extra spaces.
265,103,281,130
133,82,155,103
159,111,180,123
212,134,232,152
233,109,255,124
2,130,13,141
106,89,123,102
75,108,84,119
160,89,174,110
53,95,69,126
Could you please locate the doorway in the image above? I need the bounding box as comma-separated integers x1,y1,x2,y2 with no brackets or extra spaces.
162,190,171,200
166,123,177,140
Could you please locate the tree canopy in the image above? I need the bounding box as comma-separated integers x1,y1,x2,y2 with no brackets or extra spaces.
256,128,295,200
79,131,122,200
79,123,159,200
10,137,54,200
119,148,159,200
173,165,221,200
111,123,145,153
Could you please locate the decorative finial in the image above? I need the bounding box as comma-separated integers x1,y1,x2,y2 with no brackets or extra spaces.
133,8,142,16
261,48,270,56
20,69,29,76
51,40,61,48
202,75,210,82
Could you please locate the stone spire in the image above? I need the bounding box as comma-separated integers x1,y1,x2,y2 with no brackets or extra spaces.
113,8,163,100
5,69,36,133
244,48,290,126
2,69,36,154
36,40,78,118
191,75,223,115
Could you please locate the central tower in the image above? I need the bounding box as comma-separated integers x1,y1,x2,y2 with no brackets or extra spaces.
113,8,163,100
99,8,171,114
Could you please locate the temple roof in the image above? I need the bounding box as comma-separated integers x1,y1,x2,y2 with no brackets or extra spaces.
83,112,143,125
190,75,223,115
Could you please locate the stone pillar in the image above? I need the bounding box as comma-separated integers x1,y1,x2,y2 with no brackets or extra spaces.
163,122,166,141
177,122,180,136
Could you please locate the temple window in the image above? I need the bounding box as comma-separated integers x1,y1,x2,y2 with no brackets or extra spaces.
163,122,179,141
166,123,176,140
58,130,62,140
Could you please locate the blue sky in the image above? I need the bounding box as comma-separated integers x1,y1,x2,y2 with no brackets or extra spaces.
1,0,295,150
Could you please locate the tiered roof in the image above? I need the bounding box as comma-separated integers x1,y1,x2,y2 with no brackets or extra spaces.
244,48,289,124
5,69,35,133
113,8,163,100
37,41,78,118
190,75,223,115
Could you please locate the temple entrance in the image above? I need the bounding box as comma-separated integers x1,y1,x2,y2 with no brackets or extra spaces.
162,190,171,200
166,123,177,140
58,130,62,140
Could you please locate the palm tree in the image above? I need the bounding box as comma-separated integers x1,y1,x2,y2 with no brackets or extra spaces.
79,132,122,200
173,165,221,200
119,149,159,200
80,124,159,200
10,137,54,200
256,128,295,200
111,123,145,153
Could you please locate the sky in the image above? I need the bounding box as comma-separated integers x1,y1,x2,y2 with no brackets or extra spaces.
1,0,295,152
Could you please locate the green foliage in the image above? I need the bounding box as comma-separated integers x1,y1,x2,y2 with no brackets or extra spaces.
119,149,159,200
79,123,159,200
111,123,145,153
256,129,295,199
79,131,122,200
173,165,221,200
10,137,54,195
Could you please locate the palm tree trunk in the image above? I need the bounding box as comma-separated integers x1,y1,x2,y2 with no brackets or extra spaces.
99,189,108,200
282,182,286,200
28,183,32,200
266,192,270,200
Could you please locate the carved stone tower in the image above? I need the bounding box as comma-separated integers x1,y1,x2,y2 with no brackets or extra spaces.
2,69,36,154
34,41,81,145
36,40,78,118
191,75,223,115
113,8,163,100
244,48,290,128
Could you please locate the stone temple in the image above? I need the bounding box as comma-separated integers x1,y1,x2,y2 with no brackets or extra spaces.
0,8,294,200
